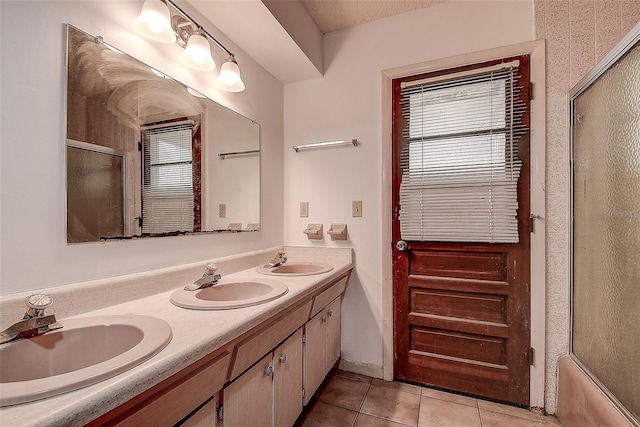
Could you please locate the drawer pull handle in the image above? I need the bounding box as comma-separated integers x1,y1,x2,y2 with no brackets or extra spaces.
265,365,274,376
279,354,287,364
328,310,333,317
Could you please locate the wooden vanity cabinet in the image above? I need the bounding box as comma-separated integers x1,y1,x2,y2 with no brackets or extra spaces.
223,329,303,427
303,296,342,405
88,271,350,427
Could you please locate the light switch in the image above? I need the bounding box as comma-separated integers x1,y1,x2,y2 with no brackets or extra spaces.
352,200,362,217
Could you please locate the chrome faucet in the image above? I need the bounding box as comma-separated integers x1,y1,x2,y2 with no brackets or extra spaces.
0,294,63,345
184,263,222,291
264,250,287,268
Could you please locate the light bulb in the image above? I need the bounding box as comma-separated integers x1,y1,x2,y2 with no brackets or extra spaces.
133,0,175,43
215,57,245,92
180,34,215,71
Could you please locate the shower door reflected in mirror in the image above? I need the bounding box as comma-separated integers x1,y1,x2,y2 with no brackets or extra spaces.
65,25,260,243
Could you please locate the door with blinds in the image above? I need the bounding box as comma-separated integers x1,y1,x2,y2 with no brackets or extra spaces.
392,56,531,406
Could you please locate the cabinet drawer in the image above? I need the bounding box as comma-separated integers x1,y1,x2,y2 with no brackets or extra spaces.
310,276,347,318
116,351,231,427
230,300,312,380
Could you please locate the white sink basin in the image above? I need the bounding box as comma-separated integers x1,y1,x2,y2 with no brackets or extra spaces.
256,262,333,276
0,314,172,407
170,278,288,310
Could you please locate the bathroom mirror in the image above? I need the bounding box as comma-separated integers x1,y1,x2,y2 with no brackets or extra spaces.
65,25,260,243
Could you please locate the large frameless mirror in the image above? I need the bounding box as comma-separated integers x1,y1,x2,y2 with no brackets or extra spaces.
65,25,260,243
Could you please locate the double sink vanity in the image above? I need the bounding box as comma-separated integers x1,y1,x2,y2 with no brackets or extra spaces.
0,247,352,426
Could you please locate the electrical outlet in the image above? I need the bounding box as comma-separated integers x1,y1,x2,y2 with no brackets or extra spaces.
219,204,226,218
352,200,362,217
300,202,309,218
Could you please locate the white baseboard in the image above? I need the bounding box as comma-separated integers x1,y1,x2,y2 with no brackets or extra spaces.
339,359,383,379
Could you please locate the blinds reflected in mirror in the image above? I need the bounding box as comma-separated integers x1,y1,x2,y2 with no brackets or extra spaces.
141,122,195,234
399,61,528,243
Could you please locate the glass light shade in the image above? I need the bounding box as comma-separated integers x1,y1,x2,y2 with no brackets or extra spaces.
180,34,216,71
133,0,175,43
215,57,245,92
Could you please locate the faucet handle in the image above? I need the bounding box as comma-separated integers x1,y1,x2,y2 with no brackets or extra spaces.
203,263,219,276
24,294,54,318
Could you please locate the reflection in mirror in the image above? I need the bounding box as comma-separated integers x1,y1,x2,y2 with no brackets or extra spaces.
65,25,260,243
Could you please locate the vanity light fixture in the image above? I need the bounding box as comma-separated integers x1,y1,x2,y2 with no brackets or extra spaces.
134,0,246,92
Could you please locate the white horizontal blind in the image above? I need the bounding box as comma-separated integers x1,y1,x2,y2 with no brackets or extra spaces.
399,63,527,243
141,123,194,233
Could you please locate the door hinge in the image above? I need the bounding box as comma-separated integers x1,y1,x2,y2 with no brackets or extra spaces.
530,347,535,366
529,82,534,100
302,334,306,343
302,388,306,398
138,141,142,151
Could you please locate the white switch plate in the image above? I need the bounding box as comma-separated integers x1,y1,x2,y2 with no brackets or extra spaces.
219,204,226,218
352,200,362,217
300,202,309,218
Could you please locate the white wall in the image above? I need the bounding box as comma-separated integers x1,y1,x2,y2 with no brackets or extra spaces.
0,1,284,295
284,0,534,377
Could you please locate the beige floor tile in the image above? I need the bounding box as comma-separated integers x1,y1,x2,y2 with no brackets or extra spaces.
420,388,478,408
418,396,481,427
317,375,371,411
334,369,374,384
480,410,546,427
372,378,422,395
354,413,409,427
296,401,358,427
360,384,421,427
477,400,544,422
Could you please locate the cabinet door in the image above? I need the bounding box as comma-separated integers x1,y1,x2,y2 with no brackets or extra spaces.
325,298,342,371
274,329,303,427
224,353,273,427
182,397,218,427
303,309,326,406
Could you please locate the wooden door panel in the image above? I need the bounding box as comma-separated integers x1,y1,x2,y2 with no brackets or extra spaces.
410,250,508,281
410,289,507,323
408,313,509,338
410,328,507,365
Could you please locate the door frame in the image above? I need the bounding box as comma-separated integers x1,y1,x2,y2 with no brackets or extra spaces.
380,39,547,408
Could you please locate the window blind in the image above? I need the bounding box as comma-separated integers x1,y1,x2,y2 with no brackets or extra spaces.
399,61,527,243
141,123,194,234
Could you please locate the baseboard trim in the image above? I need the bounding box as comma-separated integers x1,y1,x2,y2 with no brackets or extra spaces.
339,359,383,379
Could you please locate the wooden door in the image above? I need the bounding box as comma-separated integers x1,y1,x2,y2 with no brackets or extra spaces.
392,56,532,406
274,329,303,427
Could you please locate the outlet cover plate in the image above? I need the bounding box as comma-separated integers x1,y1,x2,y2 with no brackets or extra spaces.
300,202,309,218
219,204,226,218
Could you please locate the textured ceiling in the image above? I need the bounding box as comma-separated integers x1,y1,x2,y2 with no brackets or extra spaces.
301,0,448,33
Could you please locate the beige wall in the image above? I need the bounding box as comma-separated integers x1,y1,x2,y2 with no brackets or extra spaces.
534,0,640,413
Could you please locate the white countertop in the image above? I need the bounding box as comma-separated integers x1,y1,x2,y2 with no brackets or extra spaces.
0,248,352,426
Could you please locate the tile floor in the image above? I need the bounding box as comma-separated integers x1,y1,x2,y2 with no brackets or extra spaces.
295,370,561,427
